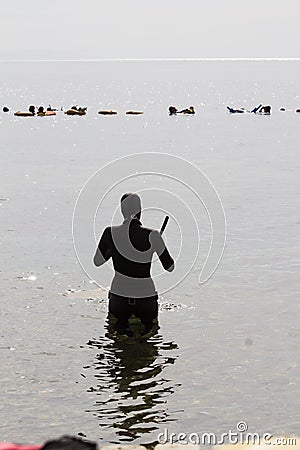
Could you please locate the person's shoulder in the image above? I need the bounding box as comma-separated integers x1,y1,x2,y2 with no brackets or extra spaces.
140,225,157,235
104,225,123,233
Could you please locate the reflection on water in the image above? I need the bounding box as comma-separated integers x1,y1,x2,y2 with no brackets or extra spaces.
85,317,180,444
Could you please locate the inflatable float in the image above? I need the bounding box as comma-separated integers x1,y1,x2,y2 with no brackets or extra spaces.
0,445,41,450
64,109,86,116
98,110,117,115
37,111,56,117
14,111,34,117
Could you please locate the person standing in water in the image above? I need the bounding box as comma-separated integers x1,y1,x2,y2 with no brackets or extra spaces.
94,193,174,336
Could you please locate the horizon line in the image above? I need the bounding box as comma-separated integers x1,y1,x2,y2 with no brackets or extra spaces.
0,57,300,63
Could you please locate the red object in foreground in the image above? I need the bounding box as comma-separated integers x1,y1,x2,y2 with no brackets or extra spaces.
0,444,41,450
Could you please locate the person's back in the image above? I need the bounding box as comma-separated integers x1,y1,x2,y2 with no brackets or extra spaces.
94,193,174,335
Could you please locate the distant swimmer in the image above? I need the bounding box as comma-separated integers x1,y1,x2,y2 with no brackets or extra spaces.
251,104,262,113
37,106,56,117
257,105,271,115
169,106,178,115
227,106,245,114
94,193,174,336
14,105,35,117
37,106,45,116
2,106,9,113
65,106,87,116
178,106,195,114
227,104,262,114
70,105,87,113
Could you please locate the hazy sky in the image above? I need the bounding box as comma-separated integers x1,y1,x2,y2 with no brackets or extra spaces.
0,0,299,59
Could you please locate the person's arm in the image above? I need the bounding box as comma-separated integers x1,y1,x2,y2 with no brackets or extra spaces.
150,230,175,272
94,227,112,267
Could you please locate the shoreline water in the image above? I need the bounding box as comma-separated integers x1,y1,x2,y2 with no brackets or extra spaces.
1,60,299,444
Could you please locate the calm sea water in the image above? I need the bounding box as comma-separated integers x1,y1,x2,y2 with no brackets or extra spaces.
0,61,299,444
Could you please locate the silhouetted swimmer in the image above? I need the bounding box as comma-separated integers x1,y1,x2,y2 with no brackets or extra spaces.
251,104,262,113
37,106,48,116
2,106,9,113
178,106,195,114
258,105,271,115
65,105,87,116
227,106,245,114
94,193,174,336
69,105,87,113
227,104,262,114
47,105,58,111
169,106,178,115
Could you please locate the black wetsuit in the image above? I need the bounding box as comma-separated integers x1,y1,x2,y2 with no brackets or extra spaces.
95,218,174,333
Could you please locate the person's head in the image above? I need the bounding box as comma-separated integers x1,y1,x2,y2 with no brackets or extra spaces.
121,193,141,220
29,105,35,114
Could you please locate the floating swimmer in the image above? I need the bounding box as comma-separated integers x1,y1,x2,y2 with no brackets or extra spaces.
2,106,9,113
37,106,56,117
178,106,195,114
251,104,263,113
227,106,245,113
227,104,262,114
14,105,35,117
47,105,58,111
65,106,87,116
37,106,45,116
257,105,271,115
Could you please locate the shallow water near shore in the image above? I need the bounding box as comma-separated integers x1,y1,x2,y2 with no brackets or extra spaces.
0,60,300,444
